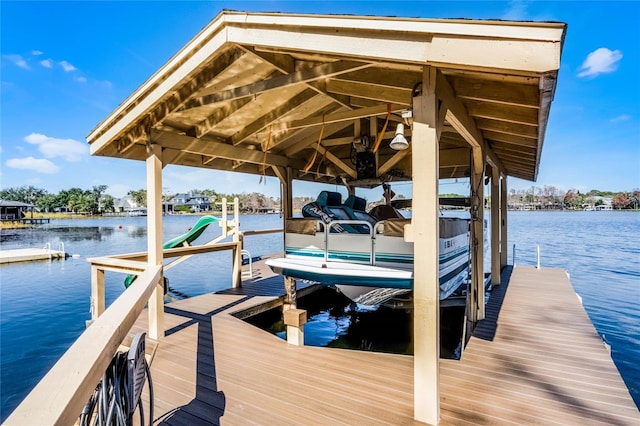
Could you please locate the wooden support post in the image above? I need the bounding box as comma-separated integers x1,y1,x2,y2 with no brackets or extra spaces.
500,176,508,268
470,149,485,322
146,142,164,340
285,167,293,219
90,266,105,320
283,276,297,311
232,236,243,288
232,197,242,288
491,165,501,285
412,66,440,426
221,197,228,238
284,308,306,346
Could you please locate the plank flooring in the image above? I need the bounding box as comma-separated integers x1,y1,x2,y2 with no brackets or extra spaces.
126,258,639,425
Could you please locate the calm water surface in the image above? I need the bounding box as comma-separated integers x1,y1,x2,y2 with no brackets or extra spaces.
0,211,638,418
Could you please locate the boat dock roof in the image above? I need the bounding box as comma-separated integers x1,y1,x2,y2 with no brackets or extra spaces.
124,260,639,425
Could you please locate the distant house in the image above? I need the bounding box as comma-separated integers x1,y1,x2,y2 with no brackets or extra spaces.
114,195,139,213
167,192,212,213
0,200,36,220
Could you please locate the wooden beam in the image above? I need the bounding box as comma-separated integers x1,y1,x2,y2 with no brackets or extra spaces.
305,144,357,179
440,148,470,168
484,130,538,148
229,89,317,145
151,129,307,170
189,98,254,139
241,45,353,109
491,144,537,158
411,65,440,425
470,155,485,323
491,165,501,285
378,149,410,176
185,60,374,108
146,143,164,341
452,77,540,108
466,101,539,126
476,117,538,138
275,103,405,132
326,79,411,106
500,176,508,268
434,71,502,173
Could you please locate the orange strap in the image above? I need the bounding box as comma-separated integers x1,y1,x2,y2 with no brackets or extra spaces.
372,103,392,153
259,125,272,184
304,119,325,173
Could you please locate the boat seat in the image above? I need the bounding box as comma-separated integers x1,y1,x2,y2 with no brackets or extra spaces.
343,195,367,211
370,204,404,221
316,190,342,207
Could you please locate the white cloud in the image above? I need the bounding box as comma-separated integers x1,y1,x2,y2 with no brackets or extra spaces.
75,76,87,83
6,157,59,173
609,114,631,123
32,50,44,56
4,54,30,70
578,48,623,77
502,0,528,21
40,59,53,68
24,133,88,162
59,60,77,72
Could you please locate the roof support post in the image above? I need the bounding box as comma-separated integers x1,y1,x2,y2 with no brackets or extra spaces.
411,65,440,426
272,165,293,219
470,151,485,321
146,142,164,340
491,165,501,285
500,176,509,268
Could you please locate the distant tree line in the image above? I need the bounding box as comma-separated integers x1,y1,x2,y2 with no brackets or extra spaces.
506,186,640,210
0,185,110,215
2,184,638,215
0,185,311,215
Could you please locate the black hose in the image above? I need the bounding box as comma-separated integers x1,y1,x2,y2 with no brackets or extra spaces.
79,339,153,426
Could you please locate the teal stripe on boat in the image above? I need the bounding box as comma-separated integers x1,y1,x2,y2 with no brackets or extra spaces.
285,248,325,258
374,253,414,264
327,251,371,262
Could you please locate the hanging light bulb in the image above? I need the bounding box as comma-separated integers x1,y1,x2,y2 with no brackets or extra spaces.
389,123,409,150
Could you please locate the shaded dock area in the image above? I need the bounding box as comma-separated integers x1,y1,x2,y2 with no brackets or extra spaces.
126,259,639,425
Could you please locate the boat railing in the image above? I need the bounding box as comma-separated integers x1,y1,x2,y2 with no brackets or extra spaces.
285,218,413,266
326,220,374,263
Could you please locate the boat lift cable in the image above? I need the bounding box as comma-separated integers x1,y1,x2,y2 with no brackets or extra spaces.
80,333,153,426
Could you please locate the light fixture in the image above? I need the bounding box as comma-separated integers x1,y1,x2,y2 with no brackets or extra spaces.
389,123,409,150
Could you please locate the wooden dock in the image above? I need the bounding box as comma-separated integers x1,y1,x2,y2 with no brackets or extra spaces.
0,248,66,264
125,260,639,425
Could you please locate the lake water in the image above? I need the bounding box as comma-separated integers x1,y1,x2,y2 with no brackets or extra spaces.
1,211,638,419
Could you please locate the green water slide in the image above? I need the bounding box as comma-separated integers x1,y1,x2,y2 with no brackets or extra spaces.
124,215,219,288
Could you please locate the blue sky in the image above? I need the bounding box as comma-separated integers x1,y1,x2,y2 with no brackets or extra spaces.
1,1,639,201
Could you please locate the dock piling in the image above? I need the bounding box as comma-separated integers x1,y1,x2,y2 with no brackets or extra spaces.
284,308,307,346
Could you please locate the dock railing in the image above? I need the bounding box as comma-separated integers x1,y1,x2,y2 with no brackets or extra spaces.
5,197,283,424
5,264,162,425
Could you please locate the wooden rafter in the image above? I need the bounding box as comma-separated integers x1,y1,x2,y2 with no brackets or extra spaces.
452,77,540,108
183,60,374,110
241,46,353,109
150,129,307,170
229,89,317,146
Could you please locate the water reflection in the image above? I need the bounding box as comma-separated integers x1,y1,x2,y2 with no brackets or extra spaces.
245,287,465,358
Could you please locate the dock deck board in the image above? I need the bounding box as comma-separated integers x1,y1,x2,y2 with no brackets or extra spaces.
127,259,639,425
0,247,66,264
